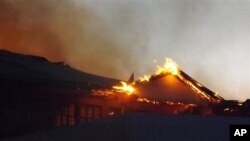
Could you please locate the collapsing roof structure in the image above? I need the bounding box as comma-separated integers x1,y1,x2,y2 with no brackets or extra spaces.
113,58,224,105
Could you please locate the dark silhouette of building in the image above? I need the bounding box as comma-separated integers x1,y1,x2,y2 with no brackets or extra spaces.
0,50,249,140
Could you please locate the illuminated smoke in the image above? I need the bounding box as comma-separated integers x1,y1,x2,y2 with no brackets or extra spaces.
0,0,139,79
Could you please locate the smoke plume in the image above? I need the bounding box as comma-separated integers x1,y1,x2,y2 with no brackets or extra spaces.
0,0,139,79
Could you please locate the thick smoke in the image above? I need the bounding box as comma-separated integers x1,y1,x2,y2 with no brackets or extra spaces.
1,0,249,100
0,0,138,79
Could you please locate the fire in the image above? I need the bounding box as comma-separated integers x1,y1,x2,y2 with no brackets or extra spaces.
113,81,135,95
137,58,179,82
111,57,221,103
155,58,180,75
152,58,219,102
177,75,213,102
136,57,221,103
136,97,160,104
139,75,150,82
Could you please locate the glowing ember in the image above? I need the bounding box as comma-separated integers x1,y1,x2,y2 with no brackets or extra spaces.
139,75,151,82
177,75,214,102
196,82,203,87
113,81,135,95
109,112,115,116
236,101,243,106
137,97,150,103
136,97,160,104
155,58,180,75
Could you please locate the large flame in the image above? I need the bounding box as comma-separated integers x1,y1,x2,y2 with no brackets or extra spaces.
155,58,213,101
111,57,221,103
113,81,135,95
155,58,180,75
138,58,179,82
136,57,221,103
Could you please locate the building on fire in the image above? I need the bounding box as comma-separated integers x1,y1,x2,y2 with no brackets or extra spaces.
0,50,249,140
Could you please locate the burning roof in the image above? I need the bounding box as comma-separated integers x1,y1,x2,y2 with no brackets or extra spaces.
113,58,224,105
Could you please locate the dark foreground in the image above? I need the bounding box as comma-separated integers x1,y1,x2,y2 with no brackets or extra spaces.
3,114,250,141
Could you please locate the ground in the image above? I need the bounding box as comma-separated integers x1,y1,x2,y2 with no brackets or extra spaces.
4,114,250,141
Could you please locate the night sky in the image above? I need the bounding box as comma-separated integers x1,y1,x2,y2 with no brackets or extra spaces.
0,0,249,100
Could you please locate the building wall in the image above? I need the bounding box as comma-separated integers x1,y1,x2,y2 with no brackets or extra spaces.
0,78,200,140
0,78,91,139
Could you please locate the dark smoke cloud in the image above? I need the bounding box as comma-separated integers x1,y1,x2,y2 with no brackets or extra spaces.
0,0,138,79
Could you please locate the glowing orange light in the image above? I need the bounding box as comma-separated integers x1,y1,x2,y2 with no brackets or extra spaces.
139,75,151,82
113,81,135,95
155,58,179,75
137,57,221,103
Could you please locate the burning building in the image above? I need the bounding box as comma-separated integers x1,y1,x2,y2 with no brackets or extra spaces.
0,50,249,140
87,58,224,118
133,58,223,105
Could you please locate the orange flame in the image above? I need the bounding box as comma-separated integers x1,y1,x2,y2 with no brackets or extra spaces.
138,58,179,82
139,75,151,82
137,97,159,104
113,81,135,95
136,57,221,103
155,58,180,75
110,57,221,103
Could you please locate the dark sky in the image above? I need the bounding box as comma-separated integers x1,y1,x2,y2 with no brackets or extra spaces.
0,0,249,100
